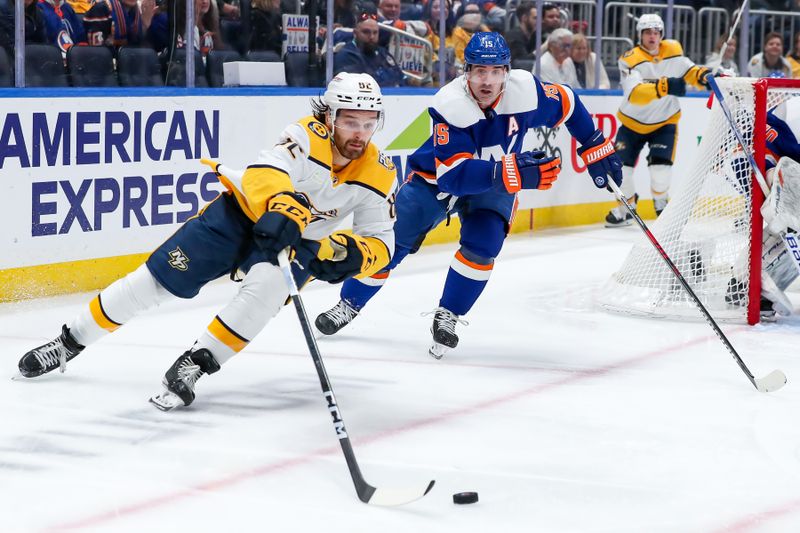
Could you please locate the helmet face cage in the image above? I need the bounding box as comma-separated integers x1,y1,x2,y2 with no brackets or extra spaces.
323,73,385,134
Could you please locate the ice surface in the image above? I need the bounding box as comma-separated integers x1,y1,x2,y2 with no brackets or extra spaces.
3,226,800,533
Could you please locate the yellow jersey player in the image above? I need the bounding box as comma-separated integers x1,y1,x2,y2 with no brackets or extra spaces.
17,73,398,411
606,13,713,227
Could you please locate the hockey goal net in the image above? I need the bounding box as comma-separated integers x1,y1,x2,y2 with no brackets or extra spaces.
598,77,800,324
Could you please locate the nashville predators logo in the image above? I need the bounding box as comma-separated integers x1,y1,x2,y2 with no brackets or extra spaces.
168,247,190,271
309,121,329,139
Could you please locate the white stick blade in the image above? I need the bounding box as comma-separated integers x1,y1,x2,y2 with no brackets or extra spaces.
367,480,435,506
755,370,787,393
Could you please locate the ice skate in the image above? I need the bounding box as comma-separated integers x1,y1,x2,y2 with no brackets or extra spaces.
426,307,468,360
315,299,359,336
653,197,669,217
605,194,638,228
150,348,220,411
18,325,85,378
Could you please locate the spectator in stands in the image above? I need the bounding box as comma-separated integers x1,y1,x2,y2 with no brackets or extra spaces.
705,34,739,76
534,2,562,55
250,0,282,53
315,0,357,29
66,0,91,17
571,33,609,89
538,27,578,86
0,0,47,49
84,0,156,47
541,2,561,38
788,31,800,78
377,0,412,46
39,0,86,54
420,0,470,70
457,0,504,33
334,11,405,86
217,0,240,21
504,1,537,61
456,3,490,40
748,32,791,78
175,0,225,56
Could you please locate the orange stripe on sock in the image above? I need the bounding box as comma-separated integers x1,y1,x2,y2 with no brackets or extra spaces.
455,251,493,271
89,295,121,332
208,316,249,353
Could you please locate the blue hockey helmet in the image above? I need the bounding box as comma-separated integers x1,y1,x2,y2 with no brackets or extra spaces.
463,32,511,67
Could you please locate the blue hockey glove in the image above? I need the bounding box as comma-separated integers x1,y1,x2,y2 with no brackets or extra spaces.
492,150,562,193
253,192,311,265
577,130,623,189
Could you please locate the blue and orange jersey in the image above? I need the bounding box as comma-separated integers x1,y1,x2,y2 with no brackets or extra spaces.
38,0,87,53
406,69,597,196
766,97,800,170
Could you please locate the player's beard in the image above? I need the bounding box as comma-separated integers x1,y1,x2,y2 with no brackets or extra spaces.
334,134,368,160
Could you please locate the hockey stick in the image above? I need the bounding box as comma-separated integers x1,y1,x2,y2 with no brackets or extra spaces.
276,250,436,505
606,180,787,393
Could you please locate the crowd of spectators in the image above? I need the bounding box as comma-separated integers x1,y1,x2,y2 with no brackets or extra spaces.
4,0,800,87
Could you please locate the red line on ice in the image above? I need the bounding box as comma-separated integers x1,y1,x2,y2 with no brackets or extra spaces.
45,333,722,531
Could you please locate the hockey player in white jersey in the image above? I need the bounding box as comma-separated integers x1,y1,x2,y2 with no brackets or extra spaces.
606,13,714,227
316,32,624,358
17,73,399,410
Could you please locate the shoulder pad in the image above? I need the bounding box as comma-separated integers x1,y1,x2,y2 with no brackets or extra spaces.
341,143,398,197
295,116,333,170
660,39,684,57
431,76,484,129
619,47,650,68
496,70,539,115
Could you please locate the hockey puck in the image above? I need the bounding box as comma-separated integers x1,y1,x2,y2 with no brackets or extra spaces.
453,492,479,504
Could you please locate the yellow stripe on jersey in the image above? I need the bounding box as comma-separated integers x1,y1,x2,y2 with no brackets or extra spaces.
627,82,659,105
297,116,334,171
89,295,121,332
619,40,684,69
207,316,249,353
336,143,398,198
682,65,711,90
240,164,294,220
617,109,682,134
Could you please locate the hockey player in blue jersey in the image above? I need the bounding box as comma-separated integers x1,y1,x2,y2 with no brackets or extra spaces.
315,32,624,358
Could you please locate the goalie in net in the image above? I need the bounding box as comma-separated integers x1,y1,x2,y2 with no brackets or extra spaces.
599,77,800,324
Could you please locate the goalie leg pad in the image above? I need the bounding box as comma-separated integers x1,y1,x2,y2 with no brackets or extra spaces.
763,156,800,234
763,231,800,291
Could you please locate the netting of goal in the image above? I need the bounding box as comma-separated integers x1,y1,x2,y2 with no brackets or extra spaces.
597,77,800,324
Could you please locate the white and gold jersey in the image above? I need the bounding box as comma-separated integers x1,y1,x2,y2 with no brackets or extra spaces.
618,40,708,134
216,116,398,274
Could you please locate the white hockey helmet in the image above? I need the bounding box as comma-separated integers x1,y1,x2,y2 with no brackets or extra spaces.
636,13,664,39
323,72,384,130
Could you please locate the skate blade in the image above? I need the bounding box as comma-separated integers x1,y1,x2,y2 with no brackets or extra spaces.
428,343,449,360
149,389,184,411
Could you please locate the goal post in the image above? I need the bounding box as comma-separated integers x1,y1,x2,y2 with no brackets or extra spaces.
598,77,800,325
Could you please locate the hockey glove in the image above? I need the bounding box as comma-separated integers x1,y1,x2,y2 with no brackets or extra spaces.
697,67,714,88
297,233,365,284
253,192,311,265
656,76,686,97
492,150,561,193
577,129,624,189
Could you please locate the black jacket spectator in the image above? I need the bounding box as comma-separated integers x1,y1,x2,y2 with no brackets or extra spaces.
334,13,404,86
505,1,537,60
250,0,281,53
